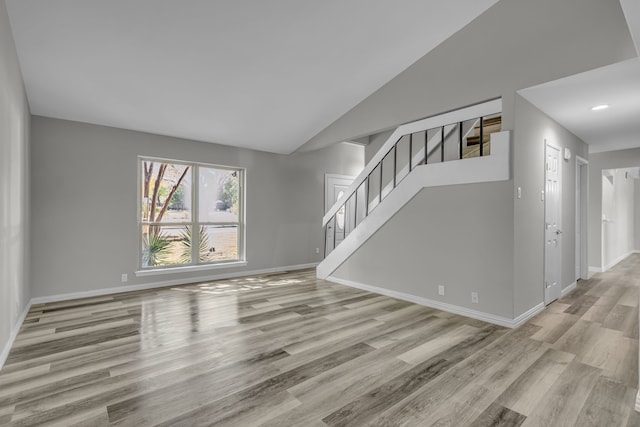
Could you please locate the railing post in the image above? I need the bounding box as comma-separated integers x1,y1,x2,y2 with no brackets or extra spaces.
409,134,413,172
479,117,484,157
393,143,397,188
354,184,358,227
365,174,370,217
324,223,327,258
459,121,463,160
425,130,428,164
379,161,383,204
439,126,444,163
343,199,347,241
332,214,337,252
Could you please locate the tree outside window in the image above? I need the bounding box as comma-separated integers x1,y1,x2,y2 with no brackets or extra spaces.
140,158,243,269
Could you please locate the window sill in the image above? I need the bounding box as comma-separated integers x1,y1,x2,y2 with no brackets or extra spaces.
135,261,248,277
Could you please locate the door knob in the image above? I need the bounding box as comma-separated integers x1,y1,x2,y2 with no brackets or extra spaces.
555,230,562,235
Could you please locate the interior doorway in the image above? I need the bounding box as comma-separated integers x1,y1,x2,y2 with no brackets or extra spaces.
600,167,639,271
324,174,354,249
575,156,588,280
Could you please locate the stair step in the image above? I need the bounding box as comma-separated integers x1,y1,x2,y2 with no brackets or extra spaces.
462,142,491,158
467,116,502,145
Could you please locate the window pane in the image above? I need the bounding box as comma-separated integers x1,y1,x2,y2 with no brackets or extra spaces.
141,225,191,267
199,167,240,223
199,225,239,262
141,161,192,223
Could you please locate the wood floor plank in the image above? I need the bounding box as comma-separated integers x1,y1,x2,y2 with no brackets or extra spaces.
151,343,374,426
520,361,601,427
496,348,574,416
468,402,527,427
0,261,638,426
573,377,633,427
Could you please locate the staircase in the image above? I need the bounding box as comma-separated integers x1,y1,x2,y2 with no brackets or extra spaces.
318,98,510,279
462,115,502,159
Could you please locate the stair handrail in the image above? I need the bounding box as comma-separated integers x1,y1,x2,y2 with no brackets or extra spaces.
323,98,502,226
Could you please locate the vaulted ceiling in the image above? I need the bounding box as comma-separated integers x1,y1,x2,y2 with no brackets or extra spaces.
5,0,499,154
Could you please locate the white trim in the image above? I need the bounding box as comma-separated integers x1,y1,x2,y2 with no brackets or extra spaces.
603,250,637,272
589,251,640,274
636,389,640,413
561,281,577,297
324,173,356,181
137,156,247,272
0,300,33,370
323,98,502,225
32,263,318,304
575,156,589,280
512,303,546,328
135,261,248,277
325,275,541,329
318,132,510,279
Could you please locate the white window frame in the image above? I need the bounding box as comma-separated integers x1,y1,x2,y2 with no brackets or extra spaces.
135,156,246,276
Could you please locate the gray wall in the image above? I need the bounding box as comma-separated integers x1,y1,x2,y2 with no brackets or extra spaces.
333,96,588,321
0,0,31,362
333,182,515,319
364,129,394,165
513,96,588,316
636,180,640,251
589,149,640,269
298,0,634,153
30,116,363,298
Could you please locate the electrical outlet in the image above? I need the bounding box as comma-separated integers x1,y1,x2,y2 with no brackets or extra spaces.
121,274,128,283
315,247,320,254
438,285,445,296
471,292,479,304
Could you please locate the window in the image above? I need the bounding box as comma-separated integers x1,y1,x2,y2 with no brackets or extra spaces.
139,157,244,270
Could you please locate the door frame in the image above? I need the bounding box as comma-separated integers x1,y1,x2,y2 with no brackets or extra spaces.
544,140,562,305
575,156,589,280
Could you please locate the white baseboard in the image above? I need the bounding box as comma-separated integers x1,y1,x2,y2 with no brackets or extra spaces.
3,263,318,369
31,263,318,305
561,281,577,297
588,266,603,273
636,389,640,412
601,250,638,273
326,275,542,329
0,300,33,370
512,303,546,328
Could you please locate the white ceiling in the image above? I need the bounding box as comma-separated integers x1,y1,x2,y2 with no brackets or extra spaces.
518,57,640,154
518,0,640,154
5,0,498,154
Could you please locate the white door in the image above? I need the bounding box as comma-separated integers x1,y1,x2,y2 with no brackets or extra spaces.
325,175,354,249
544,142,562,304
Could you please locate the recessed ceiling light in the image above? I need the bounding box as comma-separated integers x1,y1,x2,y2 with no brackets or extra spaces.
591,104,609,111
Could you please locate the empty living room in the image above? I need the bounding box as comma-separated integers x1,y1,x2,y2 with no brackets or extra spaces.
2,0,640,426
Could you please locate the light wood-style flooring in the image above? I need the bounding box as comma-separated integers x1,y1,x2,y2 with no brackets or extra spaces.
1,255,639,426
